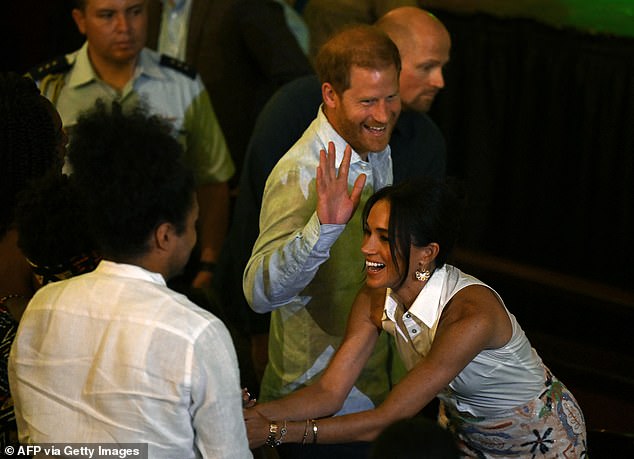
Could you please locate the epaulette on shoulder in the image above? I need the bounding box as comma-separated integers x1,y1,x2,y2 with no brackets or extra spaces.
27,55,73,81
160,54,197,79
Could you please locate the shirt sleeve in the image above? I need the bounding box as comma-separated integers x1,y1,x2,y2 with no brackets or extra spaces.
243,164,345,313
183,80,235,185
190,318,252,459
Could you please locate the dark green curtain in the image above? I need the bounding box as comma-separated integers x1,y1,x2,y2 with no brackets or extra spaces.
429,11,634,290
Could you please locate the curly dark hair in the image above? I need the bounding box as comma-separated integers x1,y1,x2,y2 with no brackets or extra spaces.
0,72,60,238
16,173,98,269
67,101,196,260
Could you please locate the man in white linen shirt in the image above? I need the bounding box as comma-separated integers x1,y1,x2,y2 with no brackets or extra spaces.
9,104,252,459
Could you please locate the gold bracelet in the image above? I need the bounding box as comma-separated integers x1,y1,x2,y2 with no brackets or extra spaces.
265,420,287,447
311,419,318,444
302,419,310,445
265,422,279,448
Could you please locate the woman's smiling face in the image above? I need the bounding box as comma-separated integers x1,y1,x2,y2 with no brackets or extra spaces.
361,199,403,290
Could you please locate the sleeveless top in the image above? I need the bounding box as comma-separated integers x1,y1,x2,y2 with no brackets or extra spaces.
382,265,546,417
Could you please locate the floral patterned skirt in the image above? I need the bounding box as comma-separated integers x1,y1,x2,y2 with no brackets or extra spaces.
438,368,587,458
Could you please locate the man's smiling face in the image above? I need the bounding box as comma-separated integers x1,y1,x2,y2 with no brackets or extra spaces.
327,64,401,159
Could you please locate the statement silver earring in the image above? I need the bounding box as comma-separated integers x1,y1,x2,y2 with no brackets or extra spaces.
415,269,431,282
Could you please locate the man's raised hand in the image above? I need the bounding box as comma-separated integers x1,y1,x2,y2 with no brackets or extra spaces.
316,142,367,224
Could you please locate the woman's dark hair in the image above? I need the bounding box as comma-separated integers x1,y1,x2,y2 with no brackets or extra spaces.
362,177,464,289
0,72,59,237
16,173,100,283
68,101,196,260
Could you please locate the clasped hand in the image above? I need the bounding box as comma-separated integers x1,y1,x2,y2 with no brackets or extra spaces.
243,406,270,449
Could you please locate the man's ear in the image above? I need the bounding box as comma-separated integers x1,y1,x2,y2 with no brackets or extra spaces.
322,82,338,109
154,222,173,252
72,8,87,35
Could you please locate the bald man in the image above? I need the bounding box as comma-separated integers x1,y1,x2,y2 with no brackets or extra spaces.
376,7,451,112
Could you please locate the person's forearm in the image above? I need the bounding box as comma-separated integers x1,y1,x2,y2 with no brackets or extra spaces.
250,406,392,448
295,409,388,443
246,382,349,448
192,182,229,288
243,213,344,313
196,182,229,264
255,380,343,422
